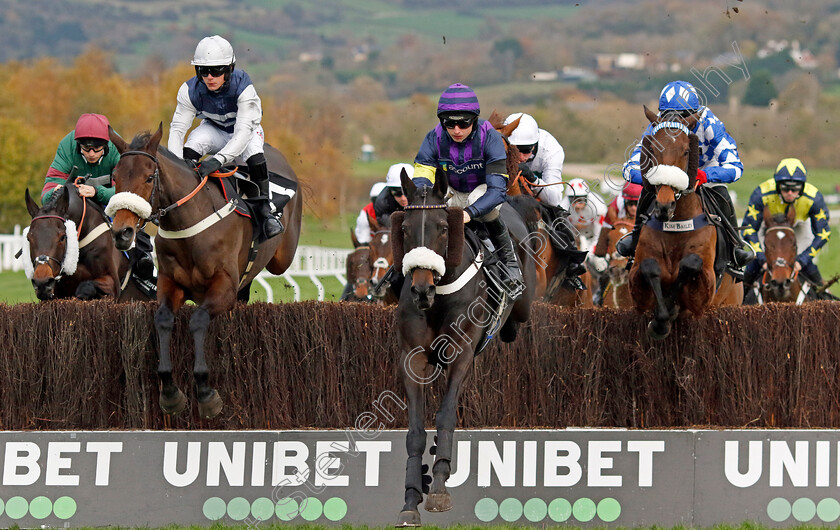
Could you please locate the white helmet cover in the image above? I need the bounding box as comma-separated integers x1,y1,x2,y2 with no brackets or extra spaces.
369,182,387,198
566,178,590,198
385,163,414,188
503,112,539,145
191,35,236,66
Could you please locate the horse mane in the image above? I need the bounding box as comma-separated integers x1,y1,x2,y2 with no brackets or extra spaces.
487,110,505,130
128,131,153,150
391,212,405,272
41,185,67,212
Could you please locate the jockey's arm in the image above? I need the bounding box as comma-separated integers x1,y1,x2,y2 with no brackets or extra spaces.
741,187,765,256
168,83,198,159
354,209,372,245
215,86,262,166
531,148,565,206
799,192,831,267
411,131,440,188
622,127,653,185
698,115,743,184
465,162,508,220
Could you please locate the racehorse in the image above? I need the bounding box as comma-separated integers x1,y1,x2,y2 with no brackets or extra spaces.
392,168,535,526
760,206,801,303
23,175,152,302
106,124,302,418
629,106,742,339
602,219,634,308
368,227,399,305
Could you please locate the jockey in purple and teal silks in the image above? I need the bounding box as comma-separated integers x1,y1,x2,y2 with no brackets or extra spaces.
412,83,524,296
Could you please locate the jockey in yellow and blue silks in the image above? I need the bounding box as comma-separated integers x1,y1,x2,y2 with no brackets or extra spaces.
412,83,524,296
617,80,754,270
742,158,831,287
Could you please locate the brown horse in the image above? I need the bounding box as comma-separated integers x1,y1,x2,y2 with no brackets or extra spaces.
23,176,152,302
341,244,374,302
393,167,535,526
602,219,634,308
106,124,302,418
629,106,742,339
760,206,801,303
367,222,399,305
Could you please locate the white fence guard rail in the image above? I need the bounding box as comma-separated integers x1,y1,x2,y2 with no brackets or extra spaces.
0,225,351,302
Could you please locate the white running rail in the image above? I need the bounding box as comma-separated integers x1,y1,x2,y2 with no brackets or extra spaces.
1,225,351,302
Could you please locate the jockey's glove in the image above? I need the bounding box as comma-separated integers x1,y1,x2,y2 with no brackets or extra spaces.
587,253,609,274
518,163,537,183
197,157,222,178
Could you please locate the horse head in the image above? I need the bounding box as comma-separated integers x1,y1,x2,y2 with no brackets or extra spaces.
368,227,394,299
344,245,373,302
107,124,163,251
23,185,78,300
761,206,799,301
391,166,464,310
641,105,699,222
488,110,529,196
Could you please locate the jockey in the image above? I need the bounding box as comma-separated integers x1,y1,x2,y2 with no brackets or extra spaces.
616,80,754,270
42,113,155,281
742,158,831,290
588,182,641,305
354,182,386,245
502,112,566,206
168,35,283,238
374,163,413,227
412,83,524,296
559,178,607,252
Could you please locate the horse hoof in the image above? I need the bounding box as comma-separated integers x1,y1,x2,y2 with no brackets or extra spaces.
424,493,453,512
197,389,224,419
159,388,188,415
647,320,670,341
395,510,422,527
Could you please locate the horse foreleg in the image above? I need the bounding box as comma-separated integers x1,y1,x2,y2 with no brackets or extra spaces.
426,350,474,513
671,253,703,318
639,258,672,340
397,352,428,527
192,277,235,419
155,303,187,415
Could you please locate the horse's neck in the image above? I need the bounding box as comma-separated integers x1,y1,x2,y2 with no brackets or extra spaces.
673,192,702,219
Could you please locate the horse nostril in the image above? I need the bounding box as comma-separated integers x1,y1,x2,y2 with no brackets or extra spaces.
119,227,134,239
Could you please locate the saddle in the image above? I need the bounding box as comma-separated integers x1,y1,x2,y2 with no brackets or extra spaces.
213,168,297,243
697,185,742,283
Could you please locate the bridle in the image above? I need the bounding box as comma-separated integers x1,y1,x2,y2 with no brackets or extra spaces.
119,150,162,225
762,226,799,287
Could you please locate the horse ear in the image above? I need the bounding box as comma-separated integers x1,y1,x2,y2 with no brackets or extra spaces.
501,115,521,138
686,112,699,131
25,188,40,218
390,211,405,273
433,166,448,198
147,123,163,152
401,168,417,203
53,187,70,216
687,134,699,180
109,126,127,154
445,207,465,267
367,211,381,233
350,229,361,248
643,105,658,124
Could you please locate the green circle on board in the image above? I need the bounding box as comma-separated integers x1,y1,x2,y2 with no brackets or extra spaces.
227,497,251,521
767,497,791,522
474,497,498,522
817,498,840,522
323,497,348,521
202,497,226,521
53,496,77,520
523,498,547,522
0,497,4,516
299,497,323,521
792,497,817,522
499,498,523,522
29,496,52,519
573,497,597,522
548,498,572,522
5,496,28,520
597,497,621,522
251,497,275,521
276,497,300,521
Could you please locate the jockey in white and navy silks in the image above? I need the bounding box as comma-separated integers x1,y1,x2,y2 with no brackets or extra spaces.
502,112,567,207
411,82,524,296
168,35,283,238
616,80,754,269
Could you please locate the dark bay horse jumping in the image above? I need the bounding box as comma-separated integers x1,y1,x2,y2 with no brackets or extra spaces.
23,175,151,302
106,124,302,418
392,168,535,526
759,206,802,303
629,106,742,339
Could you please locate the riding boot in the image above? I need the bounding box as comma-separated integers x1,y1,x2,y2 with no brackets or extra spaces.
182,147,202,167
247,154,284,238
131,229,156,280
592,273,609,307
485,217,525,299
616,186,655,259
714,186,755,268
